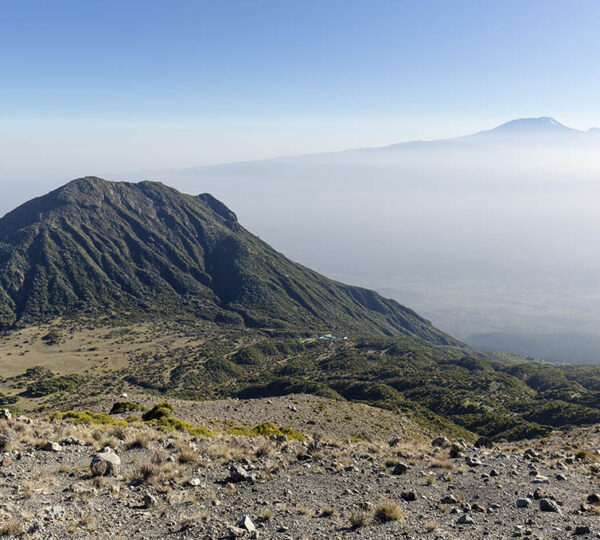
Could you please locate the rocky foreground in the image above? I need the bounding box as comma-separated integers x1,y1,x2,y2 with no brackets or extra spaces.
0,395,598,538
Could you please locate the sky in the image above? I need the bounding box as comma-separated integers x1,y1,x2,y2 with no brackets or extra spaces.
2,0,600,186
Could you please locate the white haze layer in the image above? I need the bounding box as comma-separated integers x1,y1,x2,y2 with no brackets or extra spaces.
2,118,600,342
130,120,600,339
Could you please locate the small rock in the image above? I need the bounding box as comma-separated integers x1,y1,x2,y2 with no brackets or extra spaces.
43,441,62,452
0,409,11,421
539,498,561,513
531,475,550,484
28,520,43,534
441,495,459,504
143,494,158,508
47,505,65,520
62,435,85,446
228,464,252,483
188,478,201,487
516,498,531,508
432,436,450,448
587,493,600,505
449,443,463,458
575,525,591,535
236,515,256,532
401,490,417,501
457,514,474,524
389,435,402,447
392,462,408,475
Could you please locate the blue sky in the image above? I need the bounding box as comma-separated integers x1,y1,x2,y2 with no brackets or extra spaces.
1,0,600,181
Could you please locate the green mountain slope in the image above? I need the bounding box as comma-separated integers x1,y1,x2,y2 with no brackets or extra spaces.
0,177,454,343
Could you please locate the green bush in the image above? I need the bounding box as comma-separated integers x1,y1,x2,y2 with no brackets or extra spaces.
109,401,146,415
141,401,174,421
25,374,85,397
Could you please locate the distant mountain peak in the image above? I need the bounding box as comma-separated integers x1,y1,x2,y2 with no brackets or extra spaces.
484,117,578,135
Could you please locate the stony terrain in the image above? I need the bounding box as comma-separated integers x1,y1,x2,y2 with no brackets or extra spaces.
0,394,598,538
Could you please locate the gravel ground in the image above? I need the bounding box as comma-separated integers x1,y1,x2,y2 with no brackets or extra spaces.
0,395,598,538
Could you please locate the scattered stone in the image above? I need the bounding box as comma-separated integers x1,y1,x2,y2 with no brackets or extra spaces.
47,505,65,520
539,498,561,513
43,441,62,452
466,456,483,467
449,443,463,458
401,490,417,501
62,435,85,446
575,525,591,535
516,498,532,508
28,520,43,534
441,495,459,504
432,436,450,448
587,493,600,505
0,409,11,421
228,464,252,483
236,515,256,532
90,450,121,476
389,435,402,447
188,478,201,487
392,462,408,475
457,514,474,524
143,494,158,508
532,475,550,484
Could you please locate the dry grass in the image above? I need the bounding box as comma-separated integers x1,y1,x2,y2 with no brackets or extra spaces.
430,457,454,470
255,442,273,457
126,431,150,450
78,513,98,531
576,449,599,462
349,509,371,528
0,519,23,536
178,446,198,464
424,521,438,531
139,461,160,483
178,512,209,531
258,508,274,521
374,499,404,522
320,505,336,517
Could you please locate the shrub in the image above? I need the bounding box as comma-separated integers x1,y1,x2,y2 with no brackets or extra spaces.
142,402,174,422
142,402,212,437
26,374,86,397
110,401,146,415
41,330,63,345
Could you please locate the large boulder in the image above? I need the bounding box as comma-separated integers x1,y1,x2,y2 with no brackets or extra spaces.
90,450,121,477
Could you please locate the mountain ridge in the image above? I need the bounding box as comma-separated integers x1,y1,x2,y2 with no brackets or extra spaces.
0,177,455,344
